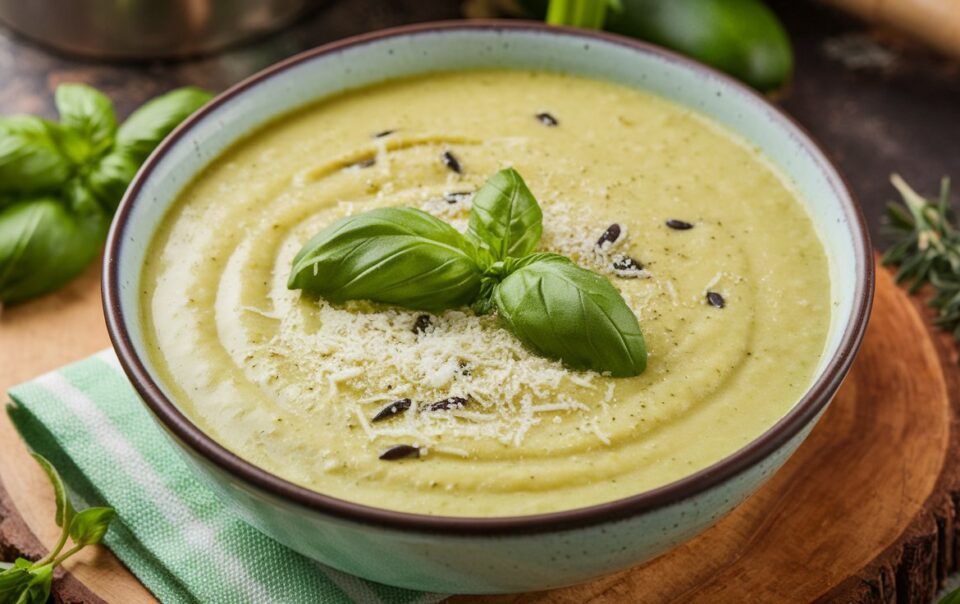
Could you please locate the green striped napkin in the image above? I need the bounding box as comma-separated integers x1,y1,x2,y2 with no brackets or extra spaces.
7,350,444,604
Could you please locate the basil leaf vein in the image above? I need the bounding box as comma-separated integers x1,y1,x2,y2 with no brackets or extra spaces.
467,167,542,260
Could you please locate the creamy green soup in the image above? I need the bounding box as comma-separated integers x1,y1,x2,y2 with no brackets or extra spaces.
142,70,830,516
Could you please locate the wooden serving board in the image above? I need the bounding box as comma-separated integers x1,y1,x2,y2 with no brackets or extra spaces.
1,259,958,603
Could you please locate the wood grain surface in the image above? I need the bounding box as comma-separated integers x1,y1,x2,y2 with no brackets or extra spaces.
1,261,958,603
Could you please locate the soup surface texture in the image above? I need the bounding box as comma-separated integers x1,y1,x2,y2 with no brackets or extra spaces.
142,70,831,516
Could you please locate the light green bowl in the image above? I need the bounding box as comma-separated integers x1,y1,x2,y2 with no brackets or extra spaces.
103,21,873,593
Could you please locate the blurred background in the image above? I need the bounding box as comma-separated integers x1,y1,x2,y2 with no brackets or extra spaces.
0,0,957,242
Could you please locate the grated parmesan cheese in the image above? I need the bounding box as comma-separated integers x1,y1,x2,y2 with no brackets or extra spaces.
242,193,662,453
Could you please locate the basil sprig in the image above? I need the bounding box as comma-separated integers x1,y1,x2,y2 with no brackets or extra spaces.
0,454,115,604
289,168,647,376
0,84,212,304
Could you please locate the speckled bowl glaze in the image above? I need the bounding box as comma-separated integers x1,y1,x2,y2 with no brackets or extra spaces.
103,21,873,593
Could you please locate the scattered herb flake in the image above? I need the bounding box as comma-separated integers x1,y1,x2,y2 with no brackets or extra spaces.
372,129,395,138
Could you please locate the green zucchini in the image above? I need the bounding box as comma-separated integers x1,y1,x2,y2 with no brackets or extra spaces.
522,0,794,92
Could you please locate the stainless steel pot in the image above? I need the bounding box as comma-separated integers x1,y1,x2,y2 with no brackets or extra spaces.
0,0,314,60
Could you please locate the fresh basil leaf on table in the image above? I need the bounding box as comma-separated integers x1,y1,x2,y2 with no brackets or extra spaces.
0,455,116,604
0,117,70,195
84,147,141,211
289,207,484,312
494,254,647,376
29,453,75,528
0,199,106,304
68,507,116,546
0,564,32,600
11,564,52,604
466,167,542,260
54,84,117,160
116,87,213,162
0,84,212,304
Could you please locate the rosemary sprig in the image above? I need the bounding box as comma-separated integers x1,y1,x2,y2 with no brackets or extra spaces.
882,174,960,339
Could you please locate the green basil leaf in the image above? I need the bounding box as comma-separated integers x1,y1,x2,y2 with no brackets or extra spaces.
289,207,482,312
84,147,140,211
68,507,115,546
471,277,499,315
494,255,646,376
472,253,561,315
941,588,960,604
12,564,51,604
466,167,542,260
64,178,107,218
116,87,213,163
0,565,32,600
0,198,106,304
30,454,75,529
54,84,117,159
0,117,70,195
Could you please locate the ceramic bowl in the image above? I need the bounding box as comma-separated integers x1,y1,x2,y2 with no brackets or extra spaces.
103,21,873,594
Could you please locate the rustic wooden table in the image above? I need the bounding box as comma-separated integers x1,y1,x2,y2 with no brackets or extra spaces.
1,1,959,602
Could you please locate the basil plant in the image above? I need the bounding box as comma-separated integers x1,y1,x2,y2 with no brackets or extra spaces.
0,84,211,304
289,168,647,377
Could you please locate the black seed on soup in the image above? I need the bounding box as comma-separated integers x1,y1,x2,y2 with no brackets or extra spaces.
706,291,726,308
666,219,693,230
441,150,462,174
413,314,432,334
427,396,468,412
373,129,395,138
536,112,559,126
596,224,622,249
372,398,412,422
443,191,473,204
612,256,643,273
350,157,375,169
379,444,420,460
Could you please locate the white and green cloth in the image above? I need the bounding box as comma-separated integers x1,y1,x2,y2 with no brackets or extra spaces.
7,350,444,604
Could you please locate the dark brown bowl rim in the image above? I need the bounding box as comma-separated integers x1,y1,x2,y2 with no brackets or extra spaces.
103,20,875,536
